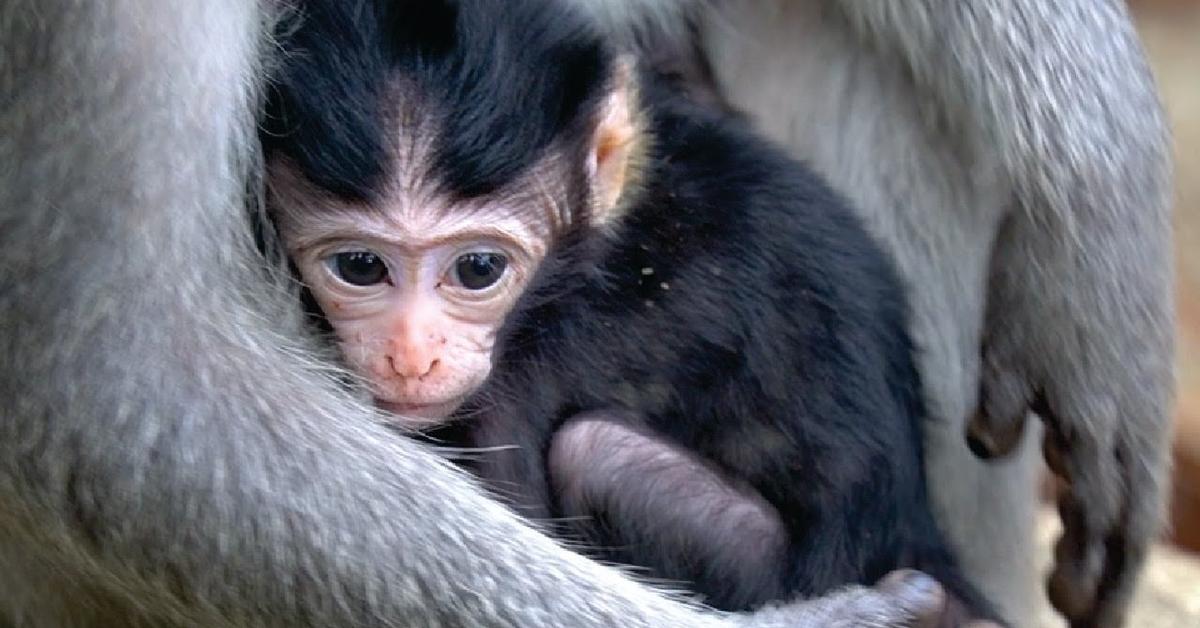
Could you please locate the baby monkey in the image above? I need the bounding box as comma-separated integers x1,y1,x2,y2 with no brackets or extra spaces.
264,0,999,622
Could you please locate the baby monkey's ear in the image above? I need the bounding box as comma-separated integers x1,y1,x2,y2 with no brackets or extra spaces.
586,56,644,227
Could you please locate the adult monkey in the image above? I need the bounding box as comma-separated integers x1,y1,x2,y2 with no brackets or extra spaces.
0,1,955,626
573,1,1176,626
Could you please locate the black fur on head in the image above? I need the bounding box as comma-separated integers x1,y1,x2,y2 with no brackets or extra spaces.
261,0,618,203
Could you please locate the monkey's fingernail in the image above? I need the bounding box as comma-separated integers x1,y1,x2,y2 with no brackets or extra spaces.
966,433,995,459
901,572,940,598
1042,432,1071,480
879,570,941,601
1047,568,1094,619
878,569,912,589
966,417,999,459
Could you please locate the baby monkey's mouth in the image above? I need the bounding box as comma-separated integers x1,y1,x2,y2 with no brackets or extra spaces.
375,397,463,423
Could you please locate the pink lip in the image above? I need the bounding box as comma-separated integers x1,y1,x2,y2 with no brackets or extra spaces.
391,403,436,412
376,398,460,420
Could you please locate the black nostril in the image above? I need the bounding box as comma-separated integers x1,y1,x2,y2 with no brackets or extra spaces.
417,359,440,381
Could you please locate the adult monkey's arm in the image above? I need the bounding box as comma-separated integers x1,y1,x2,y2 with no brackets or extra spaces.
705,2,1176,624
818,4,1174,627
0,1,942,625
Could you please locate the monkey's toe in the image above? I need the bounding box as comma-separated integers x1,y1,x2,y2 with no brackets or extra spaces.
1047,512,1110,626
969,351,1035,459
877,570,946,628
1047,564,1096,624
965,410,1026,459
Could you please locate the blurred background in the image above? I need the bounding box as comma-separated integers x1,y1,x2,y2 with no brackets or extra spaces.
1038,0,1200,623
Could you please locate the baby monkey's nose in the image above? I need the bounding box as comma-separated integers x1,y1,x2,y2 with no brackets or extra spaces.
390,355,439,380
388,344,441,380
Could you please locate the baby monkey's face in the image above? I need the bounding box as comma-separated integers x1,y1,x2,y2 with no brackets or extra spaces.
267,64,637,429
269,160,558,428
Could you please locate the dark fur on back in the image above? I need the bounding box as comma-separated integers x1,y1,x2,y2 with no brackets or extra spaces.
262,0,994,616
480,81,990,610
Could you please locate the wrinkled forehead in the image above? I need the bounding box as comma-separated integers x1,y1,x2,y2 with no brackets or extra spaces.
269,77,580,223
267,141,571,249
382,84,579,216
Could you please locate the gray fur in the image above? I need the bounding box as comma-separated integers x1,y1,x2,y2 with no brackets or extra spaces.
575,1,1176,625
0,1,946,625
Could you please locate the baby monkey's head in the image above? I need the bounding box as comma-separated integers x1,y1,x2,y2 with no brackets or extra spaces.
262,0,645,427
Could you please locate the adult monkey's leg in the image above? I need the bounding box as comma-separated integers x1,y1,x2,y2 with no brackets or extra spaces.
0,1,946,626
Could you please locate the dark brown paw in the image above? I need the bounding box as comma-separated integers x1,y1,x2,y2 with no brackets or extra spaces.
965,352,1034,460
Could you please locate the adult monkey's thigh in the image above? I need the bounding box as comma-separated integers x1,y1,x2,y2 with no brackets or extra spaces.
695,2,1174,627
0,1,947,626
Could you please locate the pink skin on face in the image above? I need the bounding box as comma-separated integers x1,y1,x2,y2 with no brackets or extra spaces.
269,77,629,429
319,234,513,424
270,159,557,428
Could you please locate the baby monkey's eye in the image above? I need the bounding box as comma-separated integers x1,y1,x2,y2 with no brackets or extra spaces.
329,251,388,286
452,252,508,291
